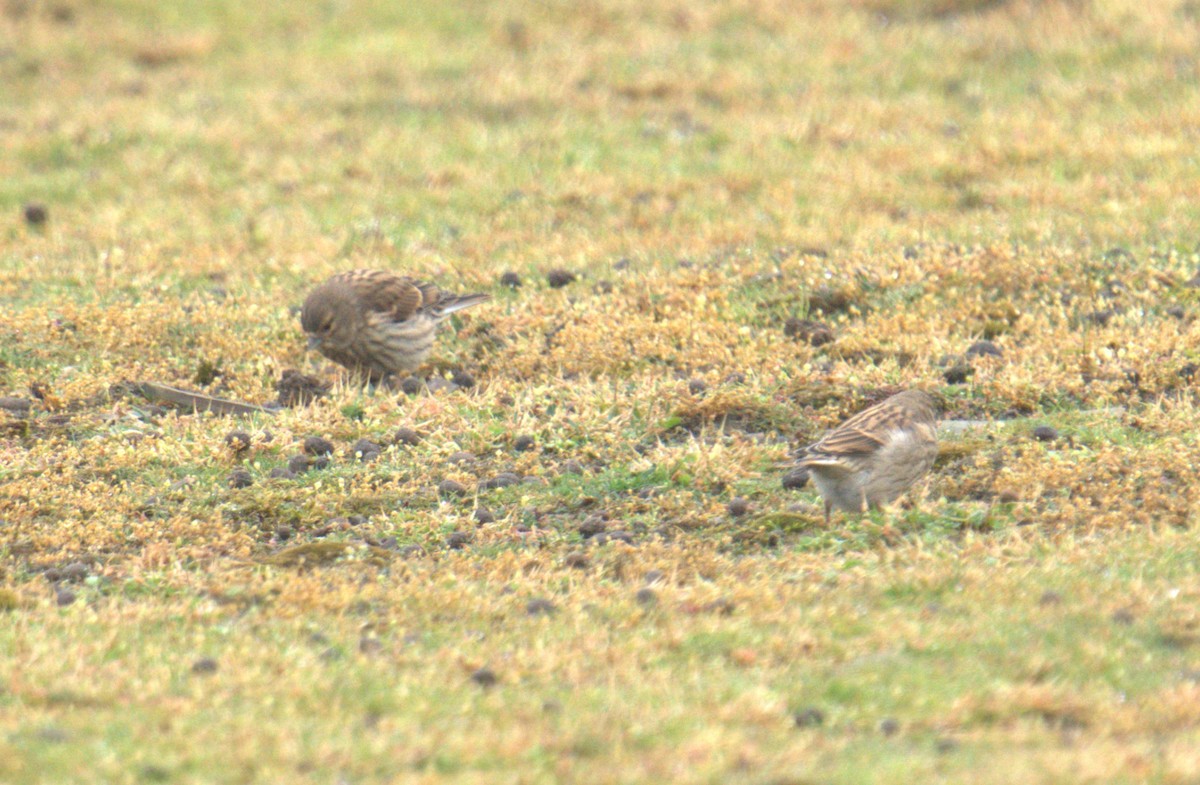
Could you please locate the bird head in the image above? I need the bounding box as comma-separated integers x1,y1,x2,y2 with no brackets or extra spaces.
301,282,362,353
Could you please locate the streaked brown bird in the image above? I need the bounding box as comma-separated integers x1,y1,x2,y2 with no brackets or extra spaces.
301,269,489,381
797,389,939,524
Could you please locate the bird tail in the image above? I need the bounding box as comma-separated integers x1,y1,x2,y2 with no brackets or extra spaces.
435,293,490,318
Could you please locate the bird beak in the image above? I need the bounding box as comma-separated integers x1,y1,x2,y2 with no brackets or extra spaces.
306,335,322,351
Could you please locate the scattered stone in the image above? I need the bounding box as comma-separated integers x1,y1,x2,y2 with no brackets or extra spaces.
512,434,536,452
943,364,974,385
561,459,585,475
191,657,218,675
879,718,900,736
426,377,456,394
302,436,334,457
499,271,522,288
0,397,32,416
594,280,614,294
1038,590,1064,607
348,438,381,462
55,588,76,607
224,430,252,453
275,369,329,407
400,545,427,559
268,467,296,480
793,707,825,728
480,472,522,490
227,469,253,489
526,597,557,616
399,376,424,396
60,562,88,581
1111,607,1136,625
287,454,311,474
635,587,658,606
275,526,293,541
23,203,48,226
613,258,631,271
473,507,495,524
727,497,750,517
781,467,809,490
783,318,835,347
591,530,635,546
578,515,607,539
358,637,383,655
445,531,472,549
438,479,467,497
966,340,1003,359
1032,426,1058,442
393,427,422,446
687,378,708,395
451,369,476,389
563,552,589,569
447,451,476,465
935,737,959,754
471,667,498,687
546,269,576,288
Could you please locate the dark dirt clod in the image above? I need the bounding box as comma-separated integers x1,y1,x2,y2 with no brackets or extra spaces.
480,472,522,490
591,530,635,546
793,708,825,728
781,467,809,490
275,526,293,541
447,451,476,465
393,427,422,446
578,514,607,539
635,587,658,606
275,369,330,407
966,339,1003,359
348,438,381,462
727,497,750,517
399,376,424,396
451,369,476,389
783,318,835,347
613,258,631,271
224,431,251,453
59,562,88,581
1032,426,1058,442
191,657,219,675
564,552,589,569
438,479,468,497
309,455,330,471
287,454,311,474
687,378,708,395
546,269,576,288
594,280,614,294
943,364,974,385
499,271,522,288
23,203,48,226
879,718,900,736
471,667,498,687
269,468,297,480
0,396,32,415
55,588,76,606
561,459,585,475
400,544,427,559
358,637,383,655
445,531,472,549
473,507,495,524
512,435,536,452
303,436,335,456
935,738,959,754
526,597,557,616
227,469,253,489
1111,607,1136,625
1038,590,1064,606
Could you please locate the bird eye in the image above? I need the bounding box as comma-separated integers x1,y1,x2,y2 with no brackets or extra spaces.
321,319,333,333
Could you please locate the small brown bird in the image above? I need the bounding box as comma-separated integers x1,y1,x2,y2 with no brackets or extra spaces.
797,389,939,524
301,269,489,381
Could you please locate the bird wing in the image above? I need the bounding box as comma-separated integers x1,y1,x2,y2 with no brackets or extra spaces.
804,397,913,458
332,270,440,323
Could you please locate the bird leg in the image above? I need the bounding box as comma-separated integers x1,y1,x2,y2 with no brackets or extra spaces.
824,500,832,525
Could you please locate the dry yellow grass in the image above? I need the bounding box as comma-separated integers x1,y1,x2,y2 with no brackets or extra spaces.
5,0,1200,782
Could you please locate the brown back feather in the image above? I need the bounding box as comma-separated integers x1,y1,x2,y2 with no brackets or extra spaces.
332,270,440,323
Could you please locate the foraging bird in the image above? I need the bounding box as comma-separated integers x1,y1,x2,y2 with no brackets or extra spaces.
797,389,939,524
301,269,489,381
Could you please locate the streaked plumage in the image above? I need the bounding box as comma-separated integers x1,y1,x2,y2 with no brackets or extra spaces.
797,389,939,524
301,269,489,381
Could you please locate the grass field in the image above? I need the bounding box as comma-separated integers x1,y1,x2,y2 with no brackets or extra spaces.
5,0,1200,782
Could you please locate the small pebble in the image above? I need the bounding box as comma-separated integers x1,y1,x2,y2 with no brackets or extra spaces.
512,434,536,452
438,479,468,497
393,427,422,446
473,507,496,524
1032,426,1058,442
793,708,825,728
227,469,253,489
451,369,476,389
635,588,658,606
23,203,48,226
781,468,809,490
287,454,311,474
727,497,750,517
302,436,334,456
191,657,218,675
224,431,251,453
55,588,76,607
399,376,424,396
348,438,381,462
471,667,498,687
499,271,522,288
445,531,472,549
526,598,557,616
